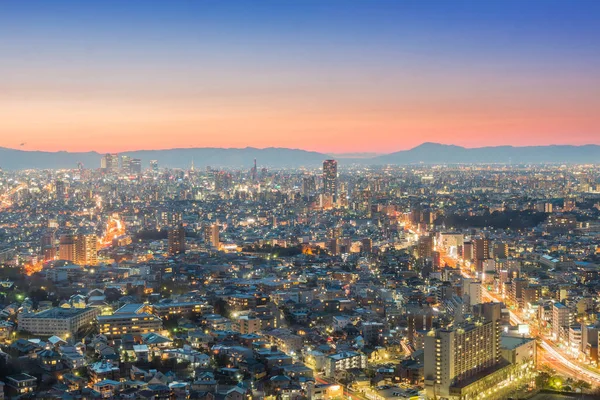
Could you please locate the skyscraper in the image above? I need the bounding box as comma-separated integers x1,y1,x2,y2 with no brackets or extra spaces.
120,155,132,173
168,224,186,255
131,158,142,174
150,160,159,174
101,154,119,172
203,223,220,249
55,180,66,202
323,159,338,201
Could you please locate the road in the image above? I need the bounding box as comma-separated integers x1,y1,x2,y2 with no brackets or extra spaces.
460,263,600,385
0,183,27,210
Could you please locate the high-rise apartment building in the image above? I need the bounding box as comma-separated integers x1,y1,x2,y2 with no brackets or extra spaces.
425,303,501,399
76,233,98,266
322,159,338,201
59,234,78,262
203,224,220,249
552,302,574,341
417,234,434,260
473,238,490,271
492,242,508,259
168,224,186,255
58,233,98,266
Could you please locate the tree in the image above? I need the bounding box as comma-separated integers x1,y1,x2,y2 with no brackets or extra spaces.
535,372,550,388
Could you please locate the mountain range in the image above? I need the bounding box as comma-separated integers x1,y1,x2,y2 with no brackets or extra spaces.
1,143,600,170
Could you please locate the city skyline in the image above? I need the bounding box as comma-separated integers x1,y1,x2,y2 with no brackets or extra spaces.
1,0,600,153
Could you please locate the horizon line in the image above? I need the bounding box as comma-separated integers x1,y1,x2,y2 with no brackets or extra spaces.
3,141,600,156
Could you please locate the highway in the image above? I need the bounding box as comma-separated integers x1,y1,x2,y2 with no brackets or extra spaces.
459,261,600,385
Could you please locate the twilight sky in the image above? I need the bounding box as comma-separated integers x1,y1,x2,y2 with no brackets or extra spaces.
1,0,600,153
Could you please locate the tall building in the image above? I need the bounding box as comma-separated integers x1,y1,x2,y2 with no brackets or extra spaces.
424,303,501,399
203,223,220,249
251,159,257,182
59,234,78,262
322,159,338,201
168,224,186,255
150,160,159,174
417,234,434,260
120,155,132,173
552,302,574,341
131,158,142,174
101,154,119,171
41,231,56,262
58,233,97,265
473,238,491,272
492,242,508,259
462,278,482,308
55,180,67,201
76,233,98,266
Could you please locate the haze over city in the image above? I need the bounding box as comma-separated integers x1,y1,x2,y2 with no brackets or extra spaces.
1,0,600,153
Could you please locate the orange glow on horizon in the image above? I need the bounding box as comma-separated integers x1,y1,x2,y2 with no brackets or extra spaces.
1,87,599,153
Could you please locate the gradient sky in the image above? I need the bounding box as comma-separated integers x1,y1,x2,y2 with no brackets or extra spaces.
1,0,600,153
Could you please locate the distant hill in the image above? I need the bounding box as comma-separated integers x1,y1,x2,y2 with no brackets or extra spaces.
0,143,599,170
0,147,328,170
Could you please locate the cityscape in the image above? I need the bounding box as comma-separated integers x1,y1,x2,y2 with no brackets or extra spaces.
1,1,600,400
0,157,599,399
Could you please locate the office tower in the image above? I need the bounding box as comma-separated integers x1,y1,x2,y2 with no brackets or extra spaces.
251,159,257,182
101,153,119,171
55,180,66,201
59,234,78,262
424,303,501,399
76,233,98,266
322,159,338,201
203,223,220,249
417,234,434,260
131,158,142,174
150,160,159,174
120,155,132,173
168,224,186,255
